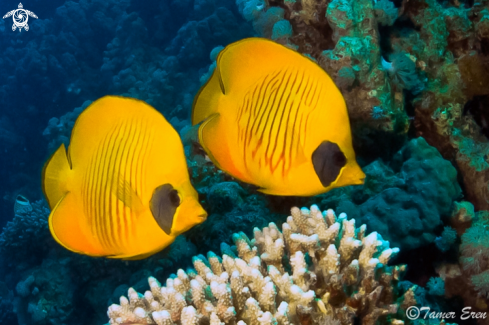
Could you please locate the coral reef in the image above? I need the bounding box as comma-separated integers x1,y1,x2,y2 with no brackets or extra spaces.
108,205,409,325
435,208,489,317
0,200,55,270
397,0,489,211
316,137,461,250
234,0,489,211
459,211,489,300
237,0,412,144
1,0,489,324
13,259,76,325
0,194,204,325
0,281,16,324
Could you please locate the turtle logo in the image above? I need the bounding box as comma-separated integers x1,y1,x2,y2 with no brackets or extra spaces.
3,3,38,32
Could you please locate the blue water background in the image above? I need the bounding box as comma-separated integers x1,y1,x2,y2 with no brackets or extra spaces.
0,0,252,228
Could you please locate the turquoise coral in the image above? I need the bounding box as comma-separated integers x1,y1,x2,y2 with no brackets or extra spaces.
271,20,293,40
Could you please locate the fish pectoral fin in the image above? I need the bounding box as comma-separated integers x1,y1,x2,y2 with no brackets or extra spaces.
114,175,144,215
198,114,247,181
294,141,308,167
198,113,224,170
48,192,105,256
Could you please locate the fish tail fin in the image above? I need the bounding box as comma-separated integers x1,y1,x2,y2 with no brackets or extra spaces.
191,65,223,125
42,144,72,209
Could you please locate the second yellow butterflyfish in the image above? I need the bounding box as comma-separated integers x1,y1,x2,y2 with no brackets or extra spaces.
192,38,365,196
42,96,207,259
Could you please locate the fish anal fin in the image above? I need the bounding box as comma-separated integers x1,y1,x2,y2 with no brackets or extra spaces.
42,144,72,210
48,192,106,256
257,187,278,195
112,244,174,261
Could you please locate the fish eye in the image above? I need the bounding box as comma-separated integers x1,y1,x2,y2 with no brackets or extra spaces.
333,150,347,167
169,189,180,207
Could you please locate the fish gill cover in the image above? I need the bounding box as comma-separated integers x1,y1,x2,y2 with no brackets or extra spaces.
0,0,488,324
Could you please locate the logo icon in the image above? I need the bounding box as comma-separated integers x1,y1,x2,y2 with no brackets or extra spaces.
3,3,38,32
406,306,420,320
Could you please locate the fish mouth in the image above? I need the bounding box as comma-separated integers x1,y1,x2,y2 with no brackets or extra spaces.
351,174,366,185
199,212,208,220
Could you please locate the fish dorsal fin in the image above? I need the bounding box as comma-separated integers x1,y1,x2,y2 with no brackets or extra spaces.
215,38,311,95
149,184,181,235
192,38,298,126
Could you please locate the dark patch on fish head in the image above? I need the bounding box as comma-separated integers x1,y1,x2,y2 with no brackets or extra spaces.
312,141,347,188
150,184,181,235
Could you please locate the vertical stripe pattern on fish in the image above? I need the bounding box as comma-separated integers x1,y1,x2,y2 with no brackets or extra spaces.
42,96,207,259
192,38,365,196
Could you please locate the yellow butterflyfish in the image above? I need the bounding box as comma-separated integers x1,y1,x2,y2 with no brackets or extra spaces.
192,38,365,196
42,96,207,259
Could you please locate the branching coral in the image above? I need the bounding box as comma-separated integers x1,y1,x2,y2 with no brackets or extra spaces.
108,205,409,325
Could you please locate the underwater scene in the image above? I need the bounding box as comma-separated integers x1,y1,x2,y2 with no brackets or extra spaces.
1,0,489,324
